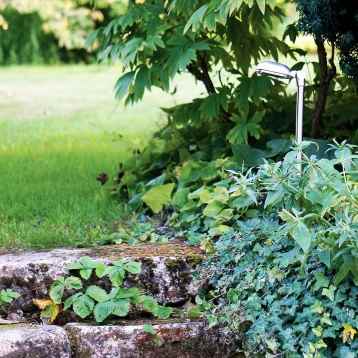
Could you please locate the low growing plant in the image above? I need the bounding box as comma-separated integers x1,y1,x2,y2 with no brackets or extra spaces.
36,256,173,323
0,289,19,307
188,142,358,356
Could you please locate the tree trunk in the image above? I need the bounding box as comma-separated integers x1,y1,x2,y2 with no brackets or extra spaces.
311,37,336,138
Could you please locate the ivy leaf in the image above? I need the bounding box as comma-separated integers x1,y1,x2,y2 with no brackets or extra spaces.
322,286,336,302
207,314,218,328
86,286,109,303
142,183,175,213
318,250,331,269
336,346,356,358
313,272,329,292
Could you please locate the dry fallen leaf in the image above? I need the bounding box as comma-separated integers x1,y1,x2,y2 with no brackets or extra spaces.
33,298,53,310
33,298,60,323
342,323,357,343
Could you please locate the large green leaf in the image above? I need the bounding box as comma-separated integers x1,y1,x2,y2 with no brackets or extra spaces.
114,71,136,100
94,301,114,323
108,266,126,287
232,144,267,167
291,222,312,254
203,201,225,218
49,278,65,304
124,261,142,274
142,183,175,213
64,276,82,290
86,286,109,303
112,299,130,317
184,4,208,33
73,294,94,319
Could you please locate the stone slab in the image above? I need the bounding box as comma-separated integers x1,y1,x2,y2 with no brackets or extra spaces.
0,243,202,319
0,324,71,358
65,320,234,358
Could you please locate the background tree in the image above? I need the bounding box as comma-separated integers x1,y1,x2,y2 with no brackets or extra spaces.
296,0,358,137
0,0,126,64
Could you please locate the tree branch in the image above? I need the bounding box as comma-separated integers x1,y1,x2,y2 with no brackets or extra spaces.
187,54,232,122
187,54,216,95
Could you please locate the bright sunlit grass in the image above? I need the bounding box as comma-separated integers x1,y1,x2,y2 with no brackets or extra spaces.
0,65,200,249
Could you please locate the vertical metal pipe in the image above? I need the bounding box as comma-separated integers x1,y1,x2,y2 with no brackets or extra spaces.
295,72,305,170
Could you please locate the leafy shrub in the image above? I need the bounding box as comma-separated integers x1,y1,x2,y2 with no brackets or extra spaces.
189,142,358,356
36,256,173,323
0,7,59,65
0,0,126,64
91,0,358,207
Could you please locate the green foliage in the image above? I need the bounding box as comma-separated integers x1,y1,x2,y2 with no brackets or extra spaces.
142,183,175,213
0,289,20,320
92,0,358,211
296,0,358,81
0,0,126,64
91,0,295,156
0,7,59,65
181,142,358,356
0,289,20,306
44,256,173,323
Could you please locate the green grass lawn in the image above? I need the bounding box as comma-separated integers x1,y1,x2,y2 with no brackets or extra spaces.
0,65,200,249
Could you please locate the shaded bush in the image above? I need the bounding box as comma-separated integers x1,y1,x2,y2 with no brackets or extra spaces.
0,7,59,65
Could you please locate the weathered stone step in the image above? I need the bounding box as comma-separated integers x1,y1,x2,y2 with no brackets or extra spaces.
65,320,233,358
0,325,70,358
0,320,234,358
0,243,202,320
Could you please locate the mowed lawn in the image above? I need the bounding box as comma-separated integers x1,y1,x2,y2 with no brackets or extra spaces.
0,66,200,249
